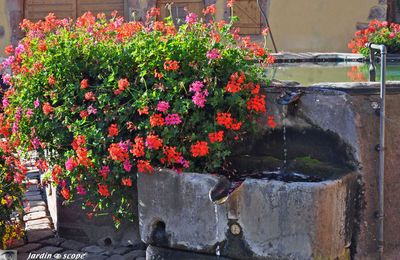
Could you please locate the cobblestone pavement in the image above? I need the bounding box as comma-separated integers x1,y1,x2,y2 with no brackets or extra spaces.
11,166,146,260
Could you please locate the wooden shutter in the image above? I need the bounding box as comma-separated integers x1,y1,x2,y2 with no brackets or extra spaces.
233,0,261,34
77,0,125,17
24,0,127,21
157,0,204,21
24,0,77,21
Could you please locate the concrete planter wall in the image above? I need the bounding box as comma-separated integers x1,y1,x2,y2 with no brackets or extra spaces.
45,183,141,247
138,169,357,260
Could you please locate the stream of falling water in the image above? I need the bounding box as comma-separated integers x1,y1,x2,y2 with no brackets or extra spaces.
214,204,221,257
282,108,288,170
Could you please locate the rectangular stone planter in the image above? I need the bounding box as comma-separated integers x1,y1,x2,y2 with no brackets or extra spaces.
138,169,357,260
45,183,140,247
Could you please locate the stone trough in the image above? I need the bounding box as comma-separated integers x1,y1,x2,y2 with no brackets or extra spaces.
137,81,400,259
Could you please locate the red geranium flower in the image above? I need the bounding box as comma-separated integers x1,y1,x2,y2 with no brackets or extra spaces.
80,79,89,89
190,141,209,157
208,131,224,143
108,124,119,137
163,60,180,71
42,102,54,115
122,177,132,187
98,184,110,197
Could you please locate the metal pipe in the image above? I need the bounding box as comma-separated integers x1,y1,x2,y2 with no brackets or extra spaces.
369,47,376,82
367,43,387,260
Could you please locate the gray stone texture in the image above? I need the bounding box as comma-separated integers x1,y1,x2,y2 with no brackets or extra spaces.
138,168,357,259
26,230,54,242
60,240,87,250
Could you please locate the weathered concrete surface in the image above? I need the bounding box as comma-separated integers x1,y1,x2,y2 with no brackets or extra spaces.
45,183,141,247
261,84,400,259
138,169,228,253
138,169,357,259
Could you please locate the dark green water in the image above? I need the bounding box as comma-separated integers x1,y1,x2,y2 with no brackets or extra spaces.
269,63,400,86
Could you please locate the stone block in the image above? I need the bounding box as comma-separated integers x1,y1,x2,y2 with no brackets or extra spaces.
60,240,87,251
81,245,106,254
14,243,42,253
122,250,146,260
32,246,63,254
23,211,47,221
138,169,357,259
41,237,66,247
26,230,54,242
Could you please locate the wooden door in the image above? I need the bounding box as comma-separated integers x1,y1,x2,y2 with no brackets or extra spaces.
25,0,77,21
24,0,127,21
233,0,261,34
77,0,125,17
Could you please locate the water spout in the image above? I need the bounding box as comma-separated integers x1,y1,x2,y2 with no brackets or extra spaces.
209,177,244,205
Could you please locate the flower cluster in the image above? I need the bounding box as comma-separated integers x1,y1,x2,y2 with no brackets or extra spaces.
1,6,274,224
348,20,400,56
0,128,25,249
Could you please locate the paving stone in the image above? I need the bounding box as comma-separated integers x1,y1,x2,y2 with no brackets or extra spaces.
26,217,51,225
24,200,46,208
23,194,43,201
135,258,145,260
108,255,124,260
27,179,39,185
23,211,47,221
123,250,146,260
25,223,52,231
61,250,84,255
14,243,42,253
26,205,46,213
25,190,41,196
131,242,146,251
9,238,25,249
82,245,106,254
27,184,40,192
86,255,107,260
17,253,30,260
33,246,63,254
61,240,86,250
41,237,66,247
111,247,132,255
26,229,54,242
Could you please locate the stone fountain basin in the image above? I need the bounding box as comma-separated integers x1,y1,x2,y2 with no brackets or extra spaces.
138,168,358,260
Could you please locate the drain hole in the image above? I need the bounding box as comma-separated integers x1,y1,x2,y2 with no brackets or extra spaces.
150,221,169,247
104,237,112,246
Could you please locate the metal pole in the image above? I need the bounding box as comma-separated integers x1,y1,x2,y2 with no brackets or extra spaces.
378,44,387,260
366,43,386,259
369,47,376,82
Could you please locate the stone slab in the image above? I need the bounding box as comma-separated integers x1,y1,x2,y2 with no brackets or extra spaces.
24,201,46,208
146,245,231,260
14,243,42,253
60,240,86,251
41,237,66,247
23,195,43,201
25,223,52,231
32,246,63,254
111,247,132,255
26,205,46,213
26,230,54,242
23,211,47,221
122,250,146,259
81,245,106,254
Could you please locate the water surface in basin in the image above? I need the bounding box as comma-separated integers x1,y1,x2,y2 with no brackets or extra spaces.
269,62,400,85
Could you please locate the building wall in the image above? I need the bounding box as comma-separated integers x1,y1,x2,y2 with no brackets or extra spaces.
266,0,387,52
